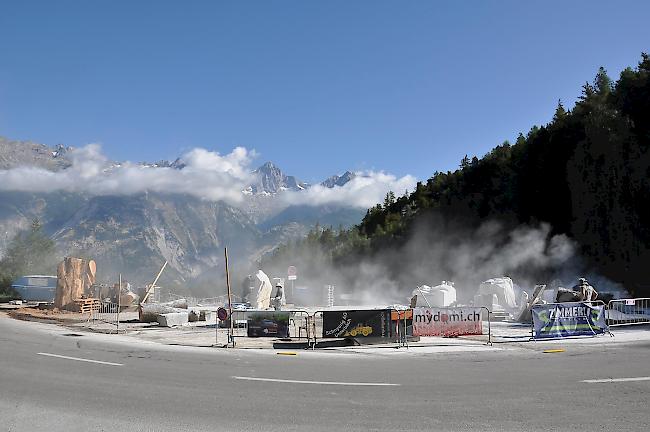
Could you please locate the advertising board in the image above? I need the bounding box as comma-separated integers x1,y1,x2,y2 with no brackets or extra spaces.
247,311,290,338
391,310,413,320
532,302,608,339
412,307,482,337
322,310,391,338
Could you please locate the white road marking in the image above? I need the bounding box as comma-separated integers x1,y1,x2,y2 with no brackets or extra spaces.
232,376,399,386
37,352,123,366
582,376,650,383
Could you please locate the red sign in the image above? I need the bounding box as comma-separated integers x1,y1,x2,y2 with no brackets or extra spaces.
217,307,228,321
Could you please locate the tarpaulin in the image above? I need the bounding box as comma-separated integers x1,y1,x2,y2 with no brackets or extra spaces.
532,302,608,339
412,307,483,337
322,310,391,338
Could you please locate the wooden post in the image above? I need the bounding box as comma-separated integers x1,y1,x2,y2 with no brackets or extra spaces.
139,261,167,321
225,247,233,347
142,261,167,304
117,274,121,334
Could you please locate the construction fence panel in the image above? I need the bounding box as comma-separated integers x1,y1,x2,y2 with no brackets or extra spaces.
607,298,650,326
391,309,412,347
217,310,326,345
221,310,249,339
310,311,324,347
289,311,311,340
307,308,493,348
90,301,120,331
221,309,294,340
481,307,492,345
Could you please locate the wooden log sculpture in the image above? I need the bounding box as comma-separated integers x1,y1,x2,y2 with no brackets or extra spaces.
54,257,97,310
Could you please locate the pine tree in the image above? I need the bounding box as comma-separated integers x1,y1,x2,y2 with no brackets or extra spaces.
0,219,57,295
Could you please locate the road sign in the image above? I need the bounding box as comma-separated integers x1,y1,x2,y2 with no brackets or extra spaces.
217,307,228,321
287,266,297,280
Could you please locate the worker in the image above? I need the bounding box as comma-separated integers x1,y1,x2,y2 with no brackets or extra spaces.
273,281,286,310
574,277,598,302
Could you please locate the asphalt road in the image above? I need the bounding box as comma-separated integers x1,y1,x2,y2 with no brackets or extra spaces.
1,313,649,432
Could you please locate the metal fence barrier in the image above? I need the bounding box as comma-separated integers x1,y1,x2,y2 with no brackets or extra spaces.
289,311,311,340
219,309,312,345
481,307,492,345
607,298,650,326
309,308,492,349
220,309,249,339
393,309,410,348
309,311,323,348
89,301,121,333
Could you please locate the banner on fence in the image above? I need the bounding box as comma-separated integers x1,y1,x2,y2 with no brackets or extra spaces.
247,311,290,337
532,302,608,339
322,310,390,338
412,307,482,337
391,309,413,321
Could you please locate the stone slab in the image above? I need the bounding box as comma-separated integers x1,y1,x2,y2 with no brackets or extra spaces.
157,312,189,327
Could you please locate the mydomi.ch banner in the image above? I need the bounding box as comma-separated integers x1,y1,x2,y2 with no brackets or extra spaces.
412,307,482,337
532,302,608,339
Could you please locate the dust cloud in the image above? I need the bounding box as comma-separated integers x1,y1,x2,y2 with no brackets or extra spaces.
259,216,624,307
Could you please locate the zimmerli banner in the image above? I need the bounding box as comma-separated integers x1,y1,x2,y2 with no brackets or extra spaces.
532,302,608,339
412,307,482,337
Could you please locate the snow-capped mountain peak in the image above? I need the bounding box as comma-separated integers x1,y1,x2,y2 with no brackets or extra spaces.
250,161,308,194
320,171,356,188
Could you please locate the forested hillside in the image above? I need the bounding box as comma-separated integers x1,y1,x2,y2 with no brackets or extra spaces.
268,54,650,298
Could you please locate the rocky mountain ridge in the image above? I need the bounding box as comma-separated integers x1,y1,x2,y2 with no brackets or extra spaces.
0,137,363,293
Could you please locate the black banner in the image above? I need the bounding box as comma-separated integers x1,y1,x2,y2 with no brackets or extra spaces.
247,312,290,338
322,310,391,338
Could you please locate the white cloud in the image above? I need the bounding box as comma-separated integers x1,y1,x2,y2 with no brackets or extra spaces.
0,144,255,204
282,171,417,208
0,144,418,209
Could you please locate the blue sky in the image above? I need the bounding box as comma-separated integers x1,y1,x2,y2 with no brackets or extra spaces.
1,1,649,184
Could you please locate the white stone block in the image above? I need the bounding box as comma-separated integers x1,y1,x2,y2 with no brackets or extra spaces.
157,312,189,327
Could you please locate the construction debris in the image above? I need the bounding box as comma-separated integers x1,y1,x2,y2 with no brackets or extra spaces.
514,284,548,323
54,257,97,310
119,287,139,307
74,298,100,313
139,299,188,322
